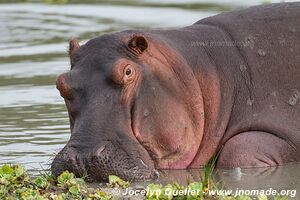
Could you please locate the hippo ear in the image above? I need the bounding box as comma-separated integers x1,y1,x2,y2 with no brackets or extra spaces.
69,37,80,66
128,36,148,55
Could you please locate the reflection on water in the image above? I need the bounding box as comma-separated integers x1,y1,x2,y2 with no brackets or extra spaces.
156,164,299,198
0,1,299,196
159,164,299,188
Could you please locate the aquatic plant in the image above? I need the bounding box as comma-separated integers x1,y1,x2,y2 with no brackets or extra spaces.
0,164,111,199
108,175,130,188
0,163,292,200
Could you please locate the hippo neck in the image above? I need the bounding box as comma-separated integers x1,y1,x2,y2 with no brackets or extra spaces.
150,24,244,166
146,31,207,165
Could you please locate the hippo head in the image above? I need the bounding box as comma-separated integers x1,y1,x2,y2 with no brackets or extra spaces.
51,31,205,181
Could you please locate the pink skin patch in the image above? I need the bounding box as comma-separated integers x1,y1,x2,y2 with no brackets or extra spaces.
156,129,200,169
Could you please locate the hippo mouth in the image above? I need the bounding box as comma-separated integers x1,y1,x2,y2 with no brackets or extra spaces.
84,141,158,181
51,140,158,182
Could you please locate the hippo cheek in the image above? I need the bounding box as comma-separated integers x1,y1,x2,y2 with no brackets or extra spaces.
157,135,200,169
154,123,200,169
133,97,201,169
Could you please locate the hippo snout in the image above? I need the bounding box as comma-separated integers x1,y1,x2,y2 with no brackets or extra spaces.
51,146,86,178
51,141,157,182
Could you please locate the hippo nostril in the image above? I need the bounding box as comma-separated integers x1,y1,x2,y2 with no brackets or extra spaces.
63,147,78,163
51,147,86,178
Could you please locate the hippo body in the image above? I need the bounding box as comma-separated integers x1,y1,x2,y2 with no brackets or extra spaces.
52,2,300,181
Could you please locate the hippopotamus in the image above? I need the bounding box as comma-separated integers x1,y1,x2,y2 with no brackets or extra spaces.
51,2,300,181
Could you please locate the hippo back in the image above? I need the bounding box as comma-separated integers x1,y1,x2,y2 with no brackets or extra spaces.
196,3,300,148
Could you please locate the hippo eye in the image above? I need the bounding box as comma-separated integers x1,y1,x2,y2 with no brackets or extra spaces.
112,62,136,85
124,65,134,77
122,65,136,84
126,68,132,76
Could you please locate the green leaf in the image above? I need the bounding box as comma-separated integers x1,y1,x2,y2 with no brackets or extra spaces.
0,164,14,182
146,183,163,199
0,177,9,185
13,165,25,178
0,185,8,197
160,184,175,200
108,175,130,188
90,190,112,200
57,171,74,187
49,193,68,200
187,182,203,199
258,195,269,200
69,184,80,196
236,195,253,200
34,177,49,189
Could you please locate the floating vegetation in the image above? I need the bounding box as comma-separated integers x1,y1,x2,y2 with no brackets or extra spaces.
0,163,291,200
108,175,130,189
0,164,111,199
